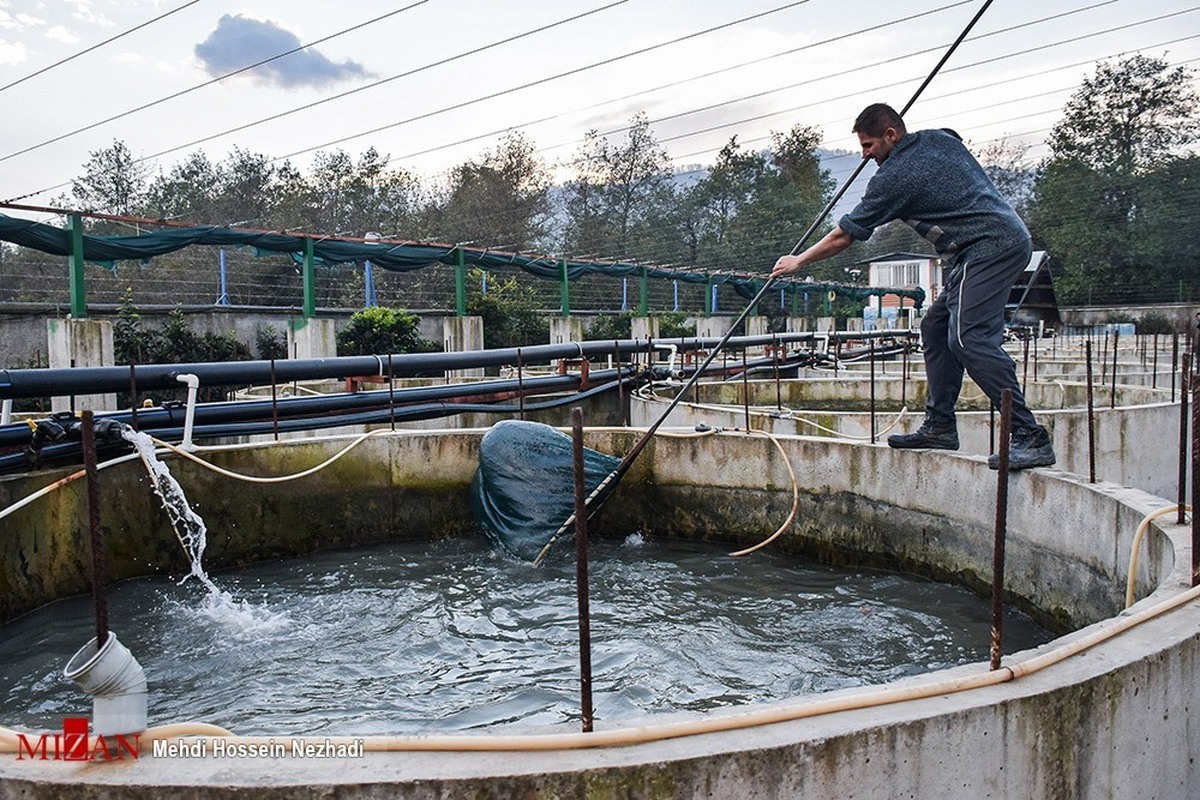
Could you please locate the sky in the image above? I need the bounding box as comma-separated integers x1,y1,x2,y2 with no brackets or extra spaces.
0,0,1197,223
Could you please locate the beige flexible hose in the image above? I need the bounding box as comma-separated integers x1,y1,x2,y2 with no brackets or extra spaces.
1124,504,1191,609
148,429,390,484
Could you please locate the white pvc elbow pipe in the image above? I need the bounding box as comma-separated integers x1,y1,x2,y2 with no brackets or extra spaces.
175,374,199,451
63,632,147,736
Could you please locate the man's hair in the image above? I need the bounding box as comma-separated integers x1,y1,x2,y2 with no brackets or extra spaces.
853,103,907,137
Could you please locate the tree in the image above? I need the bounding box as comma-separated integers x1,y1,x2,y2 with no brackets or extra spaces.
69,139,149,229
673,125,835,276
434,132,550,250
1029,55,1200,304
977,138,1035,215
1046,55,1197,173
559,113,674,261
144,151,219,223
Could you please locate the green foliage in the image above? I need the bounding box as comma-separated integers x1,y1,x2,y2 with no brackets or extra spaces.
656,311,696,338
10,351,49,413
335,306,438,356
1133,313,1176,335
671,127,835,275
256,325,287,360
467,274,548,349
1029,55,1200,305
112,300,252,404
431,132,550,250
560,113,675,260
584,311,633,341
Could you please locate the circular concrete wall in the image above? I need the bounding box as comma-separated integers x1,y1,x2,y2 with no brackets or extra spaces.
0,428,1196,798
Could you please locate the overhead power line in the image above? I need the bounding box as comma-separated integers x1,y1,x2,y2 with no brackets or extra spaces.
0,0,200,94
0,0,433,163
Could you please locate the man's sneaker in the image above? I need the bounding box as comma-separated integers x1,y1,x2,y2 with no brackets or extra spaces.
989,426,1056,470
887,417,959,450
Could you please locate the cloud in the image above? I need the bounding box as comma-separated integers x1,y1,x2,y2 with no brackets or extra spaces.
0,38,26,65
0,9,44,29
46,25,78,44
194,14,372,88
71,1,113,28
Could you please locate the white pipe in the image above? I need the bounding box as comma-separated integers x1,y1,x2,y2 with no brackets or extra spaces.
175,374,199,451
653,344,679,378
1,399,11,426
62,632,147,736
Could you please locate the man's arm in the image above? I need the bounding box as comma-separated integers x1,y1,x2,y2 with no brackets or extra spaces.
770,226,855,279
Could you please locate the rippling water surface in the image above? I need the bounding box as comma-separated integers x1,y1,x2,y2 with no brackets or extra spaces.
0,535,1053,735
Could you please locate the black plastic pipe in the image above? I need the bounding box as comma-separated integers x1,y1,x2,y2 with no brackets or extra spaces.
0,330,913,400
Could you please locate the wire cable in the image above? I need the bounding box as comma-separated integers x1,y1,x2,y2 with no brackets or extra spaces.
0,0,200,94
0,0,433,163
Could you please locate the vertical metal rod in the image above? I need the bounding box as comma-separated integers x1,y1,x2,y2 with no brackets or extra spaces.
1085,340,1096,483
270,358,280,442
773,334,782,413
1021,336,1030,393
80,410,109,650
1172,334,1180,402
614,342,625,426
1152,333,1159,390
1192,364,1199,587
742,345,751,431
1033,334,1039,383
869,339,877,444
1110,330,1119,409
901,338,909,409
989,403,996,455
128,365,139,432
1180,353,1192,526
517,348,525,421
990,389,1012,672
570,407,594,733
387,354,396,432
1100,331,1108,384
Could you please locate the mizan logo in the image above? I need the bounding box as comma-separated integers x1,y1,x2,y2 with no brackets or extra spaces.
15,718,139,761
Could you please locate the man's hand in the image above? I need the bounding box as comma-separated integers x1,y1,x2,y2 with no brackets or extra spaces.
771,254,805,280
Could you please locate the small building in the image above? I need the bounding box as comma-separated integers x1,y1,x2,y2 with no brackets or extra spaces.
858,252,943,328
1005,250,1061,333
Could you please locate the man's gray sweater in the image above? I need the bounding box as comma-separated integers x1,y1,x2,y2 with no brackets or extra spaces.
838,129,1029,267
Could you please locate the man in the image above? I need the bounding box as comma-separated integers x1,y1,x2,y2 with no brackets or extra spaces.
771,103,1054,470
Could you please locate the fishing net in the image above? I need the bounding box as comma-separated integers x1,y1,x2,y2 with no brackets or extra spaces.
469,420,621,561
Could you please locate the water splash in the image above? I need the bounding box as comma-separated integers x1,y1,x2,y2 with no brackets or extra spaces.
120,428,289,630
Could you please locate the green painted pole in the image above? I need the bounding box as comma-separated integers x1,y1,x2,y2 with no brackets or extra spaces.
560,259,570,317
302,237,315,319
68,212,86,318
638,266,648,315
455,249,467,316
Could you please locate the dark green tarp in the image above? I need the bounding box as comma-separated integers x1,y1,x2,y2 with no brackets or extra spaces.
469,420,621,561
0,211,924,308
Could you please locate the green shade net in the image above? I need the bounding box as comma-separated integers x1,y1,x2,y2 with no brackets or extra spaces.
470,420,621,561
0,212,925,308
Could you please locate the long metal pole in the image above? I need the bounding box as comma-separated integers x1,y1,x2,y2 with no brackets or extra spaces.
533,0,996,564
1086,340,1096,484
1181,352,1192,527
571,407,594,732
1192,366,1198,587
1110,330,1119,409
81,410,109,650
990,389,1012,671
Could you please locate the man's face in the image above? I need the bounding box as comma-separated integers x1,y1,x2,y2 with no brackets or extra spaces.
858,127,902,164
